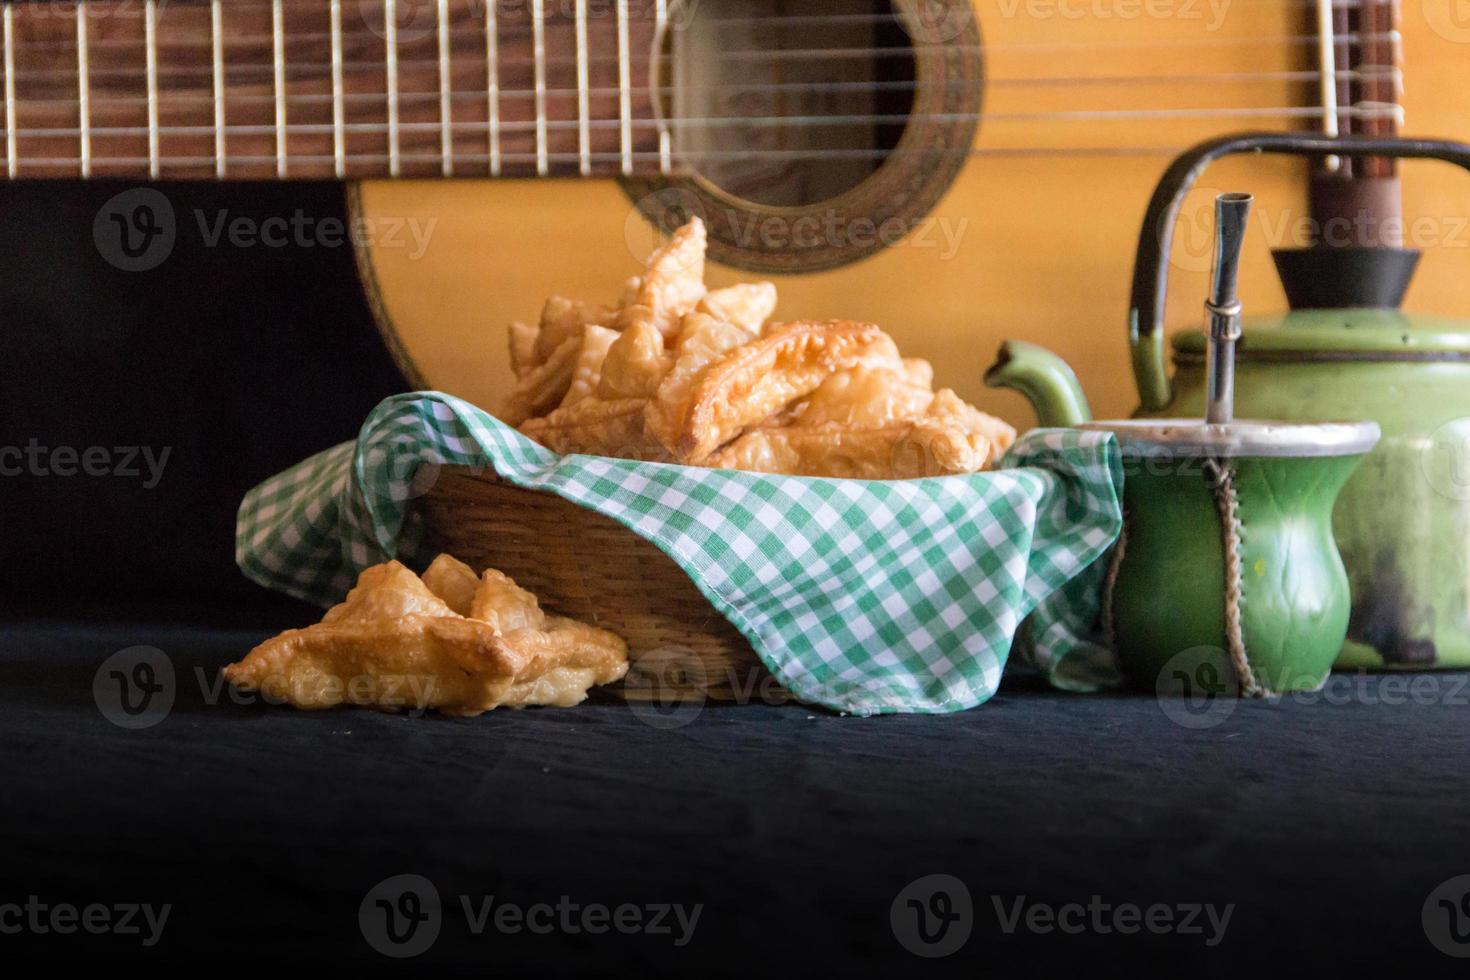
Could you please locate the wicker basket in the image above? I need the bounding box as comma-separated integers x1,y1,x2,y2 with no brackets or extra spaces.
416,466,782,702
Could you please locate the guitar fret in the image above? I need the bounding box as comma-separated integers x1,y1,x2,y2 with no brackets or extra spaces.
272,0,287,177
616,0,632,176
2,5,11,179
486,1,500,176
575,0,591,176
437,0,452,176
329,0,345,177
212,0,226,178
144,0,159,178
0,0,666,181
532,0,548,176
76,3,90,177
385,0,400,177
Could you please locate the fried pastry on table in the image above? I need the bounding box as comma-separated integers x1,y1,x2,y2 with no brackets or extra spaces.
224,560,628,716
619,217,708,338
650,320,904,465
422,554,481,616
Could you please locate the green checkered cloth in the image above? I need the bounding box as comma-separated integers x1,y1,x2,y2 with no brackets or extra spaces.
237,392,1123,715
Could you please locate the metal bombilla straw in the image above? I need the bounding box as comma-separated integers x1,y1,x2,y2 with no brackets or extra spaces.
1204,193,1254,425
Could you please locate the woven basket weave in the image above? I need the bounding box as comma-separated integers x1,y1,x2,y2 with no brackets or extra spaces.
417,466,780,702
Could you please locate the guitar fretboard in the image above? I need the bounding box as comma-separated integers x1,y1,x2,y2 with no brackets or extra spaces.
0,0,668,180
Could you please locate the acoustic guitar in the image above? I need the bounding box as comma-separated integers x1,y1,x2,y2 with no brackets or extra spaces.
4,0,1466,423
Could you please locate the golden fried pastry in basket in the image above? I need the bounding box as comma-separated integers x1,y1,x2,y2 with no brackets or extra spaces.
504,216,1016,479
618,217,707,338
650,320,903,464
560,325,621,409
795,364,936,428
521,396,669,461
708,386,1017,479
596,317,673,400
697,282,777,336
509,322,540,381
499,333,582,427
225,559,628,716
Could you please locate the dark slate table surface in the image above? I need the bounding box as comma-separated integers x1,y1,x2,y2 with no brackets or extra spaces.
4,620,1470,976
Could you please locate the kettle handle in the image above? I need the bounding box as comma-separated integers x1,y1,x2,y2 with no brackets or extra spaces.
1130,132,1470,411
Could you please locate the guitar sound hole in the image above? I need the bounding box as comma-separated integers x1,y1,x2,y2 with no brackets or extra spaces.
664,0,917,208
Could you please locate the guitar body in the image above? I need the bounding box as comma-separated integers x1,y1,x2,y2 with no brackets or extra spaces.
356,2,1470,424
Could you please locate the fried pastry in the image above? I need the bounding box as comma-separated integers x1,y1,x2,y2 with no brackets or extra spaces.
537,296,617,364
709,386,1016,479
597,317,673,400
422,554,481,616
507,216,1017,480
520,396,668,461
509,322,539,380
697,281,777,335
499,333,582,427
620,217,707,337
651,320,903,464
225,560,629,716
560,325,620,409
795,364,936,428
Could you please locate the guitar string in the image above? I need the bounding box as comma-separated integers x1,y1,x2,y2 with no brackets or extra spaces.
0,104,1402,143
0,69,1400,109
4,30,1399,60
1,4,1400,163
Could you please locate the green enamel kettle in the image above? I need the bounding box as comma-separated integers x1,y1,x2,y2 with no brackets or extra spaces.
987,133,1470,671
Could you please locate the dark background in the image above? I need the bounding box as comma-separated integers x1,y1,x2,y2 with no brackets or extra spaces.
0,180,406,625
2,181,1469,976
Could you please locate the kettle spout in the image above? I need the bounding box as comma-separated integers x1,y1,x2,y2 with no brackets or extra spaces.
984,341,1093,428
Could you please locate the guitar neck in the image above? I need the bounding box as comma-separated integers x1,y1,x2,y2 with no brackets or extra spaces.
0,0,667,180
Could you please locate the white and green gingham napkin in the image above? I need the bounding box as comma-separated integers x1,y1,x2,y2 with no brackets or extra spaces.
237,392,1122,715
